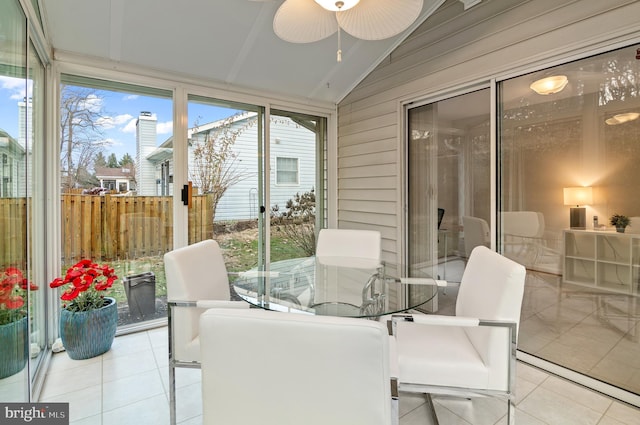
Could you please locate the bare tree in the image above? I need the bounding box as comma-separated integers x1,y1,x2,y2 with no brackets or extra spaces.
190,112,256,221
60,85,109,189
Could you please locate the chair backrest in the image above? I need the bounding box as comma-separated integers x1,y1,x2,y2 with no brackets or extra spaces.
462,216,491,257
502,211,545,238
316,228,381,269
456,246,526,390
199,308,392,425
164,239,230,361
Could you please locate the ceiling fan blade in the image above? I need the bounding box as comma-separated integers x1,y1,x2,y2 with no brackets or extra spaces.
273,0,338,43
338,0,424,40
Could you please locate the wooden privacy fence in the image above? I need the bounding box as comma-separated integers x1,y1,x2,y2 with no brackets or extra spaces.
0,198,29,266
62,194,215,262
0,194,216,266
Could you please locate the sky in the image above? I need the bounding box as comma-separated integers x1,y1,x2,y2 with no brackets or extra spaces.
0,75,236,161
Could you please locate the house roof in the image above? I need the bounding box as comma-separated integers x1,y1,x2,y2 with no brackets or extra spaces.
39,0,457,105
94,166,135,179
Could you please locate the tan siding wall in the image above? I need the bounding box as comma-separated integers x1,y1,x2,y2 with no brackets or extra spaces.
336,0,640,261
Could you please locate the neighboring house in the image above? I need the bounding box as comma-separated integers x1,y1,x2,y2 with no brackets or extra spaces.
94,166,136,193
140,112,316,221
0,128,27,198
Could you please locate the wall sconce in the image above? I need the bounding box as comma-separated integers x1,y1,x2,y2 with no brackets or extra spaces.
563,187,593,229
530,75,568,95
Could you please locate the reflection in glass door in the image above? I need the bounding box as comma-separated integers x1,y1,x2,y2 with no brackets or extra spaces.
407,89,490,312
27,39,46,394
0,0,29,401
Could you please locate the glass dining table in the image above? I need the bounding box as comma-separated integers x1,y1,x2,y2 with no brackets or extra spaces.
229,256,443,319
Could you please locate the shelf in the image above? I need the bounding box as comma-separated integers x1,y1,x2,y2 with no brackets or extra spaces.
564,257,595,285
597,234,631,263
563,230,640,294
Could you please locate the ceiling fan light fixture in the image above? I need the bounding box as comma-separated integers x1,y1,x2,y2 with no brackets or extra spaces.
530,75,568,95
605,112,640,125
315,0,360,12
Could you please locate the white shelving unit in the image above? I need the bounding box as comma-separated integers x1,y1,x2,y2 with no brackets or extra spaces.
563,229,640,294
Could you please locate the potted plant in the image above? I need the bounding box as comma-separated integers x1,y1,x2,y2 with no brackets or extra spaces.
609,214,631,233
49,259,118,360
0,267,38,378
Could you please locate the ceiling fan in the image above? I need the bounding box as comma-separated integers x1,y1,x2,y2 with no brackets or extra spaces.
252,0,425,62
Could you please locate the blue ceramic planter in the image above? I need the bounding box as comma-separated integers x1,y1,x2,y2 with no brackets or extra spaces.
0,315,28,379
60,297,117,360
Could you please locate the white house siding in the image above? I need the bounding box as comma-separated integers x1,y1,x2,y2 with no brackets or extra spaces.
136,114,158,195
337,0,640,261
190,116,317,222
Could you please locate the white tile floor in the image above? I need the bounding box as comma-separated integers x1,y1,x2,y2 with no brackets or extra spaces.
38,325,640,425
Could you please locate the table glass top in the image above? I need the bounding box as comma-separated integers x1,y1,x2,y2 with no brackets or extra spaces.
230,256,439,318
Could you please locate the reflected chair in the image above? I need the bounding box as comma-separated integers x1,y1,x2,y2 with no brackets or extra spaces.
502,211,561,274
164,239,248,425
199,308,396,425
391,246,526,425
462,216,490,258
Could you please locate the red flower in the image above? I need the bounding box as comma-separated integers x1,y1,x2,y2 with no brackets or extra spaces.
0,267,37,325
49,259,118,312
4,295,24,309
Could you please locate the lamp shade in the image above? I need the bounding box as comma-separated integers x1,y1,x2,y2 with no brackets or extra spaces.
563,187,593,206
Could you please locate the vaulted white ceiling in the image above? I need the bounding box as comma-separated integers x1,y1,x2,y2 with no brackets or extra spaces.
40,0,452,105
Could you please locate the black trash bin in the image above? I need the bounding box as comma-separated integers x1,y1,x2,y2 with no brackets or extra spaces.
122,272,156,318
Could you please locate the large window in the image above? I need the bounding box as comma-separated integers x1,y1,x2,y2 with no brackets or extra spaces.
58,75,174,331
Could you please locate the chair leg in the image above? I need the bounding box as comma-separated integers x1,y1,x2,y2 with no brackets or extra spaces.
169,362,176,425
424,393,439,425
507,396,515,425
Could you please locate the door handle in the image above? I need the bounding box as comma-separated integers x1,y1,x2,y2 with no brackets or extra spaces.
181,181,193,208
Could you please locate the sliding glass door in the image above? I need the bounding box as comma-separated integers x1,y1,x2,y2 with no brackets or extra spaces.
0,0,47,401
185,98,327,297
407,89,491,312
186,96,266,272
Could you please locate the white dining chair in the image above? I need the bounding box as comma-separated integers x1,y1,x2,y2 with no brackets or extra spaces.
310,228,383,313
391,246,526,425
163,239,248,425
199,308,396,425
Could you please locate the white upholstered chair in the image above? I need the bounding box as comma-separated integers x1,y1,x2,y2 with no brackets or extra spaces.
164,239,248,425
462,216,491,258
315,228,382,267
311,228,383,313
391,246,526,425
199,308,396,425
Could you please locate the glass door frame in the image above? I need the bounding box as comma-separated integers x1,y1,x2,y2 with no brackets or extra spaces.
402,82,496,311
